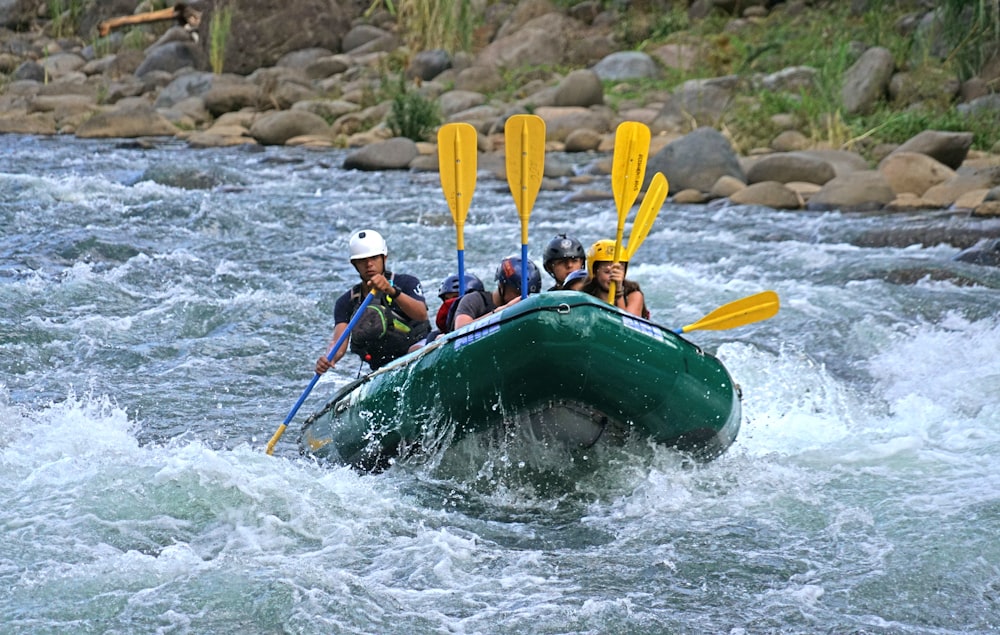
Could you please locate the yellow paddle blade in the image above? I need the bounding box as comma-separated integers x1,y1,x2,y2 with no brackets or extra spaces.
437,122,478,250
504,114,546,244
608,121,650,303
625,172,669,261
678,291,780,334
610,121,651,228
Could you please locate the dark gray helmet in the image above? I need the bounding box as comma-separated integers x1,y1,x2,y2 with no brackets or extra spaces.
542,234,586,274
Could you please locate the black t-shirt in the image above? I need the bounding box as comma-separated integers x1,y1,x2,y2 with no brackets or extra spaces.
333,272,426,327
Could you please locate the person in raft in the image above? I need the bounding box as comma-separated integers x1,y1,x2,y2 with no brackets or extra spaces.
581,239,650,319
435,272,486,334
409,272,487,352
452,256,542,328
315,229,430,372
559,268,589,292
542,234,587,290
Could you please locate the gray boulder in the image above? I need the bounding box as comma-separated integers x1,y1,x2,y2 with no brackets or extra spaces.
40,53,85,80
955,239,1000,267
792,149,870,177
0,112,57,134
342,25,390,53
893,130,973,170
454,65,506,93
13,60,45,82
923,167,1000,208
276,48,335,69
807,171,896,212
841,46,894,115
0,0,39,29
878,152,955,196
155,72,231,109
564,128,603,152
439,90,486,118
652,77,737,132
292,99,360,122
553,69,604,107
646,127,744,193
135,41,205,77
535,106,612,142
958,93,1000,117
75,105,179,138
407,49,451,81
343,137,419,171
202,84,261,117
477,13,579,69
306,55,351,80
745,153,836,186
216,0,356,75
729,181,801,210
592,51,660,82
249,110,330,145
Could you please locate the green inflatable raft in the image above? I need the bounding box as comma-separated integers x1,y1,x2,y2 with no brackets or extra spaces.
297,292,743,471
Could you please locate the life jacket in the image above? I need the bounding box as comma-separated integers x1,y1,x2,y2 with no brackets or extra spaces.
347,271,430,369
436,297,458,332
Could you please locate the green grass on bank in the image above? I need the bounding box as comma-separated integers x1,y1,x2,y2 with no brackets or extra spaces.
600,1,1000,156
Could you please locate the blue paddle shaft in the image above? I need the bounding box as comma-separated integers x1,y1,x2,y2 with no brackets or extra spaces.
458,250,466,296
281,290,377,426
520,244,529,299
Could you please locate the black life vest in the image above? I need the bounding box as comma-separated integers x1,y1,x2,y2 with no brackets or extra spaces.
347,272,430,369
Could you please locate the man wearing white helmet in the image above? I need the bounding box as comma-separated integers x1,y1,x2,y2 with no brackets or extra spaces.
315,229,430,372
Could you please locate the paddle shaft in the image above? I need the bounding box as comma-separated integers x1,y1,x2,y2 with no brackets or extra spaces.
505,114,545,300
608,122,649,303
516,118,531,298
451,128,469,294
438,123,478,297
265,289,377,455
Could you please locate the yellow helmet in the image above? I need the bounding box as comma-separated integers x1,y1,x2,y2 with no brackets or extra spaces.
588,239,628,274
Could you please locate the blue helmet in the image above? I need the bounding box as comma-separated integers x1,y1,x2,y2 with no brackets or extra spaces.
438,273,485,299
495,256,542,294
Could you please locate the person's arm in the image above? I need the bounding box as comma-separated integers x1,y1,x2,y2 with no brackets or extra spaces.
622,288,644,317
369,273,429,322
387,285,428,321
495,295,522,312
455,294,519,328
453,312,475,329
453,293,488,329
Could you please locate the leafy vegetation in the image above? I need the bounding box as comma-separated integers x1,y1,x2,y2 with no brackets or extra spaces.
939,0,1000,81
209,4,233,75
365,0,475,52
386,76,441,141
46,0,83,38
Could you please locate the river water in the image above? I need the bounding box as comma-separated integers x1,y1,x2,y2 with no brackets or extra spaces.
2,134,999,634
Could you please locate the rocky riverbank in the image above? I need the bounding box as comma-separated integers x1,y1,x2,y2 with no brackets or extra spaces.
1,0,999,262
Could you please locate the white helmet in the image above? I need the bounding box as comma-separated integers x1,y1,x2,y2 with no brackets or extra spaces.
348,229,388,260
